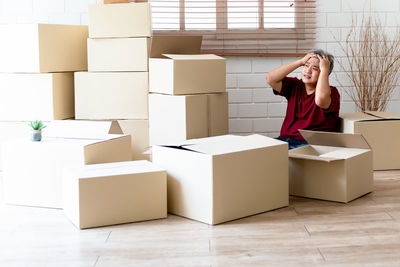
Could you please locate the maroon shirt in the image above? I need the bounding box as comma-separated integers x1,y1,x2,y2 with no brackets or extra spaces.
273,77,340,141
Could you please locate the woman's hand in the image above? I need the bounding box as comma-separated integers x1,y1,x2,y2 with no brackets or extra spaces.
299,53,315,65
316,54,331,73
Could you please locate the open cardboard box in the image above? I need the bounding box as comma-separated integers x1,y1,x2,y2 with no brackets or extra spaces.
63,160,167,229
340,111,400,170
1,121,131,208
152,134,288,225
289,130,373,203
0,24,87,73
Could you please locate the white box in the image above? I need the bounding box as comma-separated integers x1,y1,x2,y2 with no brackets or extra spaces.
2,121,131,208
88,37,150,72
0,73,74,121
289,130,373,203
0,24,88,73
88,3,152,38
75,72,148,120
63,160,167,229
149,54,226,95
152,134,288,225
149,93,228,145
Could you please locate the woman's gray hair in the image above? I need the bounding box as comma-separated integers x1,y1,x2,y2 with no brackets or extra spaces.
310,49,334,75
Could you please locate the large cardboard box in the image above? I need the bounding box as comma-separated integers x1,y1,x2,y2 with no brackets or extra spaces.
118,119,150,161
149,93,228,145
289,130,373,203
88,3,151,38
152,134,288,225
75,72,148,120
149,54,226,95
340,111,400,170
63,160,167,229
2,121,131,208
0,73,74,121
88,38,150,72
0,24,87,73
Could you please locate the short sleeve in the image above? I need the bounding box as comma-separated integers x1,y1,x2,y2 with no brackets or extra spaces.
273,77,299,100
323,86,340,113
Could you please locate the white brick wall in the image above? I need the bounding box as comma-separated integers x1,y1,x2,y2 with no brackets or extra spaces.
1,0,399,136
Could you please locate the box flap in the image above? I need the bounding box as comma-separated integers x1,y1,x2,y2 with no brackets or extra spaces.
44,120,123,138
289,153,340,162
161,134,286,155
339,112,377,122
150,35,202,58
299,130,371,149
364,111,400,120
162,54,224,60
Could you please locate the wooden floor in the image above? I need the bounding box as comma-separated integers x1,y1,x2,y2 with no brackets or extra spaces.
1,171,400,267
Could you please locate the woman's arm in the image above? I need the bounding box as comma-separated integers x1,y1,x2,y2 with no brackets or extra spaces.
266,53,313,93
315,54,332,109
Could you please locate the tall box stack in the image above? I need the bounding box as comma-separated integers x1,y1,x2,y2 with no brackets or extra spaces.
0,24,88,170
75,2,152,161
148,38,229,146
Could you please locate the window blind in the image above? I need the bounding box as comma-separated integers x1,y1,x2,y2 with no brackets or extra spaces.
147,0,316,56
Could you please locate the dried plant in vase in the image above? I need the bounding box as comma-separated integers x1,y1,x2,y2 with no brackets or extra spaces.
335,14,400,112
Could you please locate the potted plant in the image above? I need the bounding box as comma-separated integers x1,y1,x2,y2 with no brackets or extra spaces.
29,120,46,141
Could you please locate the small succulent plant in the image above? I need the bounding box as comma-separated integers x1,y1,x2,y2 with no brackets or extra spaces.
29,120,46,131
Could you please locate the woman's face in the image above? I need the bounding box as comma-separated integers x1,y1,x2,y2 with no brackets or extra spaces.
302,56,321,85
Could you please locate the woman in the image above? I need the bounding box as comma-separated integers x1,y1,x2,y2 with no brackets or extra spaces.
266,50,340,149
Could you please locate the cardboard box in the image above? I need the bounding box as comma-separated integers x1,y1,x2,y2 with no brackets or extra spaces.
88,37,150,72
2,121,131,208
149,54,226,95
207,93,229,136
88,3,151,38
340,111,400,170
149,93,228,145
289,130,373,203
0,24,87,73
152,134,288,225
118,119,150,161
75,72,148,120
63,160,167,229
0,73,74,121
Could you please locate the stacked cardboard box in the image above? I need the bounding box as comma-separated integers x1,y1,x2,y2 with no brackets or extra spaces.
148,38,229,145
75,2,152,161
0,24,88,170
